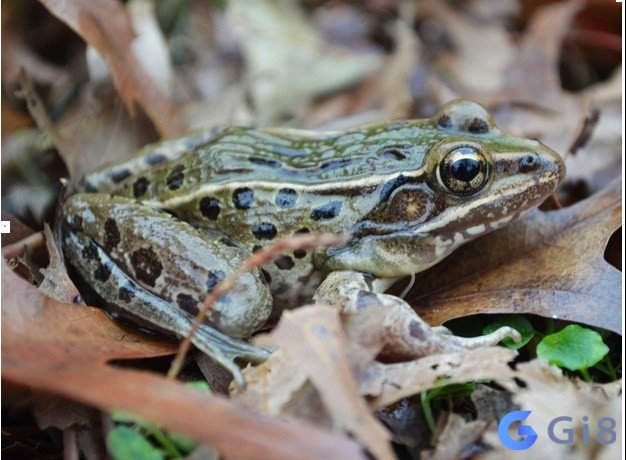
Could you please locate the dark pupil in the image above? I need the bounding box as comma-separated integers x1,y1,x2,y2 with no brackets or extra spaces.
450,158,480,182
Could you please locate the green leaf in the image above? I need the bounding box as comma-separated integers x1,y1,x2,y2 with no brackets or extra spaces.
107,426,165,460
537,325,609,372
483,316,535,350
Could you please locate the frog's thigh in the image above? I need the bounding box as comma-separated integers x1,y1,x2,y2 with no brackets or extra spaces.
313,271,520,359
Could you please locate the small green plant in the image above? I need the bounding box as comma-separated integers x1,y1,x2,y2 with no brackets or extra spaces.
420,382,476,432
537,324,610,381
107,381,210,460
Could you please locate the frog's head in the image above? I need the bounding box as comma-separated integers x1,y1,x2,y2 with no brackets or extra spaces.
415,100,565,237
321,100,566,277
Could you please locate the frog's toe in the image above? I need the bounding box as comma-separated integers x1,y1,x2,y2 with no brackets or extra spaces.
191,324,273,387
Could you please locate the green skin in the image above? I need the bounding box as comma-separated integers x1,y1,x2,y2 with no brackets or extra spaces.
62,100,565,383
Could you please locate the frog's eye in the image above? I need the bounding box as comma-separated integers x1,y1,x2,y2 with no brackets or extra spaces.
438,146,488,195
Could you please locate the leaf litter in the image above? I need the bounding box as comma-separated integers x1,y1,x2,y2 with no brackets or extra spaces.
1,0,621,458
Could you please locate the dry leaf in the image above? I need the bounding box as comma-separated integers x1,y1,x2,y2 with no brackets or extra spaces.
38,225,82,304
411,178,621,335
421,0,513,93
243,305,395,460
482,359,622,459
1,263,363,459
421,413,489,460
502,0,583,108
362,347,517,409
226,0,381,124
37,0,184,138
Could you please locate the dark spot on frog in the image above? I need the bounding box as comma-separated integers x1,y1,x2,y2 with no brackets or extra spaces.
104,218,121,250
109,168,131,184
295,228,310,234
206,270,226,291
276,188,298,209
437,114,452,129
274,255,294,270
233,187,255,209
70,215,83,232
118,285,135,302
251,222,277,240
310,201,342,220
318,158,352,171
94,262,112,282
382,148,408,161
355,291,383,311
130,247,163,287
133,177,150,197
218,236,238,248
409,319,427,340
166,164,186,190
248,156,282,168
467,117,489,134
296,274,311,284
252,245,262,253
145,152,167,165
272,283,290,295
199,196,221,220
379,174,409,202
293,249,306,259
81,240,99,260
176,293,199,315
260,269,272,284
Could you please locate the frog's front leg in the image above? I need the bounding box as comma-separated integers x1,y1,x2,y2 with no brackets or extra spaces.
313,271,521,359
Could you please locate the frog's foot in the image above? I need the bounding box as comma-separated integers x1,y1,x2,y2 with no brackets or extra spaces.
192,325,272,387
313,271,520,360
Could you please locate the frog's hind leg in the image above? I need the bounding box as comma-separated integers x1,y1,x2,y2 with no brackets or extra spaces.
313,271,520,360
61,194,274,386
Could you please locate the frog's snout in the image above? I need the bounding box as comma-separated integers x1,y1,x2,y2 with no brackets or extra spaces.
536,143,566,187
521,142,565,189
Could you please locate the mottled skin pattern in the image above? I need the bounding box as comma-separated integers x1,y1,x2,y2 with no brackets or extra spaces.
62,100,565,383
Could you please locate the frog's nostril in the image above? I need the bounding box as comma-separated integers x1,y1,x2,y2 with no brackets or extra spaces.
519,154,540,172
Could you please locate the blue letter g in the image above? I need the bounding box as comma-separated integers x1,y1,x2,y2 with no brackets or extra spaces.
498,410,538,450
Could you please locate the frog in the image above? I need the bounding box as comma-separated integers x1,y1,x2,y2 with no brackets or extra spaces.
61,100,565,385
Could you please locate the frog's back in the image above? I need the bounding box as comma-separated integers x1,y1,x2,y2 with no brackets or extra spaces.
82,121,441,198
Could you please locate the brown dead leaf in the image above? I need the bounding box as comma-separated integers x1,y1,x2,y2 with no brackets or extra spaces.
362,347,517,410
421,413,489,460
1,263,364,459
421,0,513,93
486,0,589,156
410,177,621,335
1,210,35,247
482,359,622,459
248,305,395,460
502,0,584,108
37,0,184,138
38,225,82,304
1,5,69,86
226,0,380,125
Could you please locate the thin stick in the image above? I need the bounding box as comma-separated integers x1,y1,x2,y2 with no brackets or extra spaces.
167,233,347,379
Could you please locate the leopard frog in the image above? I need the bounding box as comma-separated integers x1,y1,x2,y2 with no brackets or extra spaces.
61,100,565,383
